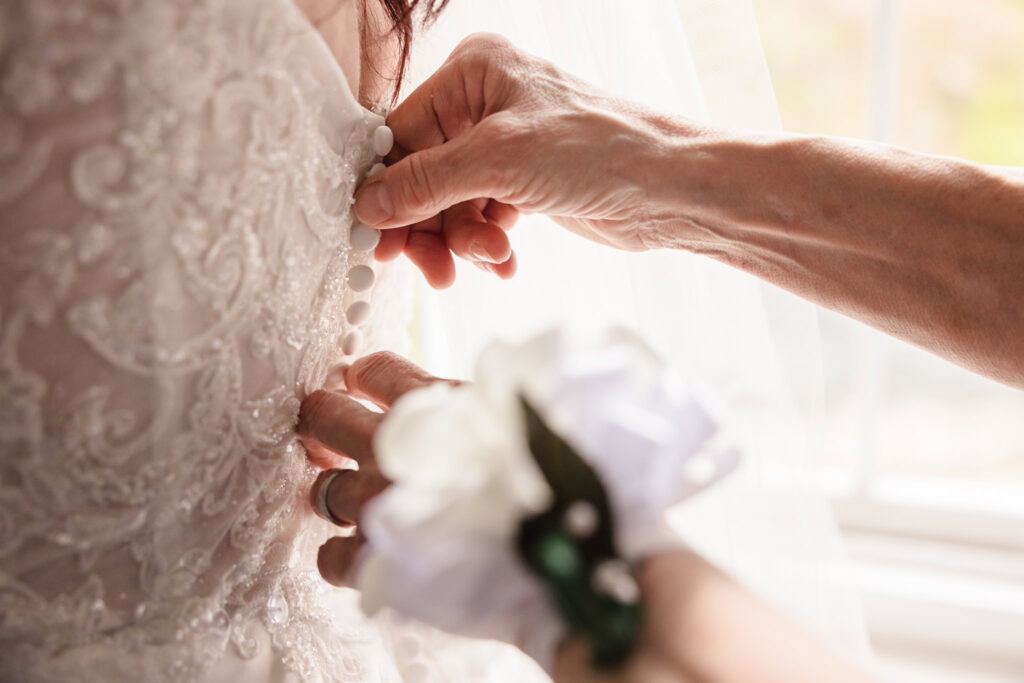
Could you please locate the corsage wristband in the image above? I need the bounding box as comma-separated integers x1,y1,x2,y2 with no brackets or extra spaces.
352,328,739,671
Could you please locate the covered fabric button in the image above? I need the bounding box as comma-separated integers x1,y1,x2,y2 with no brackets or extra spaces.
350,223,381,251
346,301,371,326
347,265,375,292
373,125,394,157
341,330,363,356
368,162,386,177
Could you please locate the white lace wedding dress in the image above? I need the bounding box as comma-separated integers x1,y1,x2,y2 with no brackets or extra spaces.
0,1,547,681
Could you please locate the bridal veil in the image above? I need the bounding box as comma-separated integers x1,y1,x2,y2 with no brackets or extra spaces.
401,0,872,661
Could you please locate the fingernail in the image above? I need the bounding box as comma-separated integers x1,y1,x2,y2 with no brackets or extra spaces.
324,362,350,390
473,261,496,274
469,240,499,264
354,183,393,226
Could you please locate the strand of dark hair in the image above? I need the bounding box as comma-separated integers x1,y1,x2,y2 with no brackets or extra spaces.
378,0,450,101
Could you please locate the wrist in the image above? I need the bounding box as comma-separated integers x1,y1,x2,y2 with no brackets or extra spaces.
635,550,733,680
637,121,802,257
638,550,876,683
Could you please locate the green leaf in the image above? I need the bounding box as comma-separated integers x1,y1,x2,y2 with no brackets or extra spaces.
518,396,615,562
515,396,642,669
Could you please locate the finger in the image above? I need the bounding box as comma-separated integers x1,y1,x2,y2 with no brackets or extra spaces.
310,466,389,527
344,351,448,408
323,363,348,391
442,200,513,265
353,129,502,229
387,60,478,155
383,213,456,287
405,228,456,289
317,532,367,587
374,225,408,262
297,390,382,465
302,438,351,470
483,199,519,230
473,252,518,280
386,32,519,152
385,75,449,154
489,251,518,280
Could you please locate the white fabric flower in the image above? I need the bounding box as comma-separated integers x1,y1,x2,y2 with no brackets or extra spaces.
357,328,740,670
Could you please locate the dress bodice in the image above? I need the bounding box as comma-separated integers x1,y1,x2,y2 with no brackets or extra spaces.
0,1,415,680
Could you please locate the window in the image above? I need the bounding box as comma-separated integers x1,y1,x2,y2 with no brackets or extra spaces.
751,1,1024,680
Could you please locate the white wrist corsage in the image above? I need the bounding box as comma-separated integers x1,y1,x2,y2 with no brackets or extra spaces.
356,329,739,671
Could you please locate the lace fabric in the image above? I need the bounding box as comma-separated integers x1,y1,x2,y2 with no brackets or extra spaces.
0,1,457,680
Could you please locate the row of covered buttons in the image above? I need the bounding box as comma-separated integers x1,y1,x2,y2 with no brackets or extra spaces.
340,122,393,356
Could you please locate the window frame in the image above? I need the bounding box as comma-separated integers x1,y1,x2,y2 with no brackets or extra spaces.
793,0,1024,674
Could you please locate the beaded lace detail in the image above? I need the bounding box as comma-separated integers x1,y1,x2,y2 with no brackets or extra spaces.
0,1,407,680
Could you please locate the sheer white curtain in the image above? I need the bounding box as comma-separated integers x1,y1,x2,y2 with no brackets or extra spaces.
398,0,873,660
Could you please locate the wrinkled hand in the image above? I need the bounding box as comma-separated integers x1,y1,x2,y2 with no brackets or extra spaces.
366,33,684,287
298,352,456,584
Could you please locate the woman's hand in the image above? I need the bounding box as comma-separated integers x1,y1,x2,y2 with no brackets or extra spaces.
300,351,693,678
298,352,456,584
299,352,876,683
299,356,709,681
371,33,1024,388
365,34,695,287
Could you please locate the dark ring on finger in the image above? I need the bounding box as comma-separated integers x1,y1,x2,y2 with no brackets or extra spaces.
315,469,354,527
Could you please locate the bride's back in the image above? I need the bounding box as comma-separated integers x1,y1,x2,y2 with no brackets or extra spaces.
0,1,395,679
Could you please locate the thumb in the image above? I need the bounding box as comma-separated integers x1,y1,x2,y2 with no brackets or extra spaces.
353,135,499,229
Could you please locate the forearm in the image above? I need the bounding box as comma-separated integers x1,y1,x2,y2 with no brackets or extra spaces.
642,551,874,683
552,551,875,683
646,126,1024,388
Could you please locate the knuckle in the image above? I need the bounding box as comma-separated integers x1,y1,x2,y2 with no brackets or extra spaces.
479,111,518,140
350,351,403,392
399,153,443,213
458,32,513,57
457,33,522,88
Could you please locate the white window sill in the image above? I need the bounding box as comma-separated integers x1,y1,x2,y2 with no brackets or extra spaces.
829,487,1024,680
